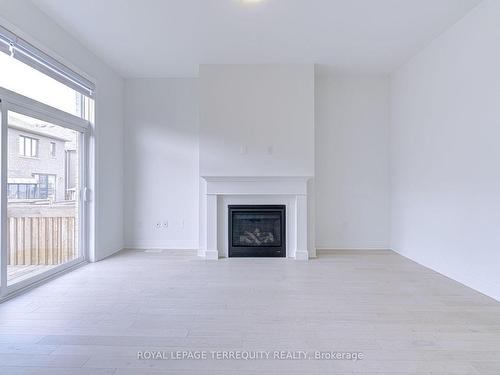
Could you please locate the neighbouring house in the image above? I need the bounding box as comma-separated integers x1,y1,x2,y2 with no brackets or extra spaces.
7,115,77,203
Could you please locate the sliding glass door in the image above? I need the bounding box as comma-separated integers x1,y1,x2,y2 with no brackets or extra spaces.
0,89,88,296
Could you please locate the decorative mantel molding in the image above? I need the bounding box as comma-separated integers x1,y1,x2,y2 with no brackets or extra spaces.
199,176,313,260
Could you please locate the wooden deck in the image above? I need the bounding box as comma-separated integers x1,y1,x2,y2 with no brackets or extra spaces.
7,264,57,284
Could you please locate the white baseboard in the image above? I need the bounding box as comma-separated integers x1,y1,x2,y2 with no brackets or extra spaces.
124,240,199,250
204,250,219,260
295,250,309,260
316,247,391,251
93,246,123,262
123,247,198,255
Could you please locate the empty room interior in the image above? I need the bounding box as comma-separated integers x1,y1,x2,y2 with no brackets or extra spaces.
0,0,499,374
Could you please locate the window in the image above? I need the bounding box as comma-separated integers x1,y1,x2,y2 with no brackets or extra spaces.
0,25,95,118
33,173,57,200
7,183,38,200
5,111,83,288
19,135,39,157
0,24,91,295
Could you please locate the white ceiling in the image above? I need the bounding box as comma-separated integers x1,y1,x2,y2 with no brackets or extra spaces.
31,0,481,78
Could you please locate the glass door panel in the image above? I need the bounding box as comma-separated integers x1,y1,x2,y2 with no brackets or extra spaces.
6,111,81,285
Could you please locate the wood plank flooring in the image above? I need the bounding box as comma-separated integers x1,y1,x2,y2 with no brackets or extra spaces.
0,249,499,374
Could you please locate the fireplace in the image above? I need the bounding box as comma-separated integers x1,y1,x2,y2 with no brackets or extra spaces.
228,205,286,257
200,176,310,260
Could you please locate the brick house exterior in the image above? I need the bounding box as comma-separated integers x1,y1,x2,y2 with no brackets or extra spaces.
7,117,77,202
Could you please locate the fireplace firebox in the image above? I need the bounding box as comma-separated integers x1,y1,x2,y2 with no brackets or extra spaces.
228,205,286,257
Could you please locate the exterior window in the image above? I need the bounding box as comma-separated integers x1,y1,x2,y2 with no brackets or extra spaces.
50,142,56,157
7,183,38,200
1,24,91,292
19,135,39,157
33,174,57,200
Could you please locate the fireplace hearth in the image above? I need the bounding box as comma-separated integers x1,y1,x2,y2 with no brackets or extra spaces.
228,205,286,257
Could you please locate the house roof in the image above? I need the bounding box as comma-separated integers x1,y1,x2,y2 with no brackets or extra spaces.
8,121,71,143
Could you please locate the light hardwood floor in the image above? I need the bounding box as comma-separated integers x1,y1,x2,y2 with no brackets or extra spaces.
0,249,499,374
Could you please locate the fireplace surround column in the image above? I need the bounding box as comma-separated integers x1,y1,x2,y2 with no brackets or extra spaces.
295,195,309,260
205,194,219,260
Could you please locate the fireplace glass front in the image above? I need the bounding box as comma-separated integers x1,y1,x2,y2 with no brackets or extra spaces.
228,205,286,257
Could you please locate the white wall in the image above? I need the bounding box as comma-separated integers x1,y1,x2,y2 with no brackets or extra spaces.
124,79,199,250
199,64,315,177
390,0,500,300
123,68,391,252
315,70,390,249
0,0,125,260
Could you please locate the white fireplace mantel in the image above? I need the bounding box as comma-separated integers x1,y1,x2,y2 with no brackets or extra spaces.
199,176,313,260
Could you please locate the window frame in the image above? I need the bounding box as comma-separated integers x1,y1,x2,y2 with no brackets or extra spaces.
0,87,90,298
32,173,57,200
19,134,39,158
0,25,95,99
49,141,56,157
